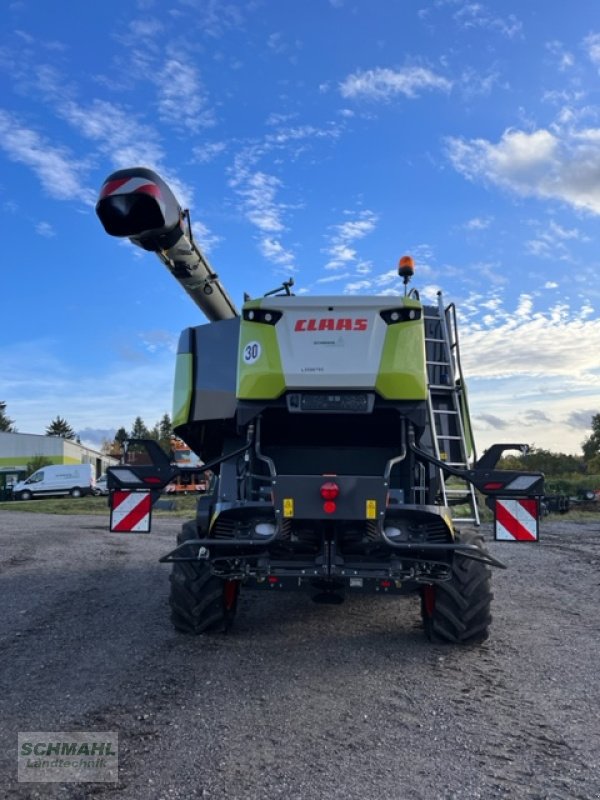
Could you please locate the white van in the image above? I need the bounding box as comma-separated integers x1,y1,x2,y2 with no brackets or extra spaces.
13,464,95,500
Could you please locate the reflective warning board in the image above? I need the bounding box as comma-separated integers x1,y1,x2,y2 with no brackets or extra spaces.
494,498,539,542
110,490,152,533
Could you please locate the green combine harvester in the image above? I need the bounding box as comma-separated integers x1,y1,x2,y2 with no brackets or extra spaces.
96,167,543,644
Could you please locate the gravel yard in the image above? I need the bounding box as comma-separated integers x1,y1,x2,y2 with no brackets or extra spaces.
1,511,599,799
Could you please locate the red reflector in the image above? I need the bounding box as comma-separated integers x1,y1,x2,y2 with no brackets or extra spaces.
323,500,336,514
484,482,505,491
267,576,279,584
320,481,339,500
143,477,162,484
380,579,392,589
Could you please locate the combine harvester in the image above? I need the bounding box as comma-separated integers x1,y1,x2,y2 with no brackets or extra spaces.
96,167,543,644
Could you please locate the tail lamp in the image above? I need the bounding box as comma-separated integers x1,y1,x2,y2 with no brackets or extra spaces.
320,481,339,514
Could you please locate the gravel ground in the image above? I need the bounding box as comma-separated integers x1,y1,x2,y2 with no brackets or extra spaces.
1,511,599,800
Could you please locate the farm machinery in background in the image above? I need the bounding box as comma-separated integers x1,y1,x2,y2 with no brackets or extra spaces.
96,167,543,644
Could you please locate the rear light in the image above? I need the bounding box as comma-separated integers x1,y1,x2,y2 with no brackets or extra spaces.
320,481,339,500
323,500,336,514
483,481,505,491
143,476,162,484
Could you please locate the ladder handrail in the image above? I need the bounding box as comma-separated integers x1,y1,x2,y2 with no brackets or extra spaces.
424,293,480,526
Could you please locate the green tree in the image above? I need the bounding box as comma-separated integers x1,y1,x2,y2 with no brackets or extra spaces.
46,416,76,439
26,455,53,476
586,454,600,475
582,414,600,462
114,427,129,445
157,413,173,453
498,448,585,476
130,417,150,439
0,401,16,432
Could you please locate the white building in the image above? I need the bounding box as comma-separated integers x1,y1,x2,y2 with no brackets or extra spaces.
0,431,117,478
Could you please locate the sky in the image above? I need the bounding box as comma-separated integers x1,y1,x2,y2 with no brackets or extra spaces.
0,0,599,456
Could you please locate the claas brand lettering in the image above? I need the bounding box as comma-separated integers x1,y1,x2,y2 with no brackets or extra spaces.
96,167,544,645
294,318,368,332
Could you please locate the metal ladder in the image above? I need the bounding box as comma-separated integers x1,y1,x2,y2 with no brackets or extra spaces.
423,293,480,526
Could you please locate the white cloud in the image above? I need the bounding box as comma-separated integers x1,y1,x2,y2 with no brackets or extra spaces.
265,124,341,149
324,210,378,270
546,40,575,71
343,280,372,294
191,220,220,253
316,272,352,284
459,68,505,99
127,17,163,39
460,300,600,380
447,127,600,215
453,3,523,39
259,237,296,271
566,409,595,429
192,141,227,163
476,413,509,430
340,66,452,101
57,98,194,208
239,171,285,233
0,111,93,204
525,219,588,259
228,125,341,268
457,295,600,454
584,32,600,66
60,99,165,168
156,59,215,132
35,221,56,237
464,216,492,230
176,0,246,39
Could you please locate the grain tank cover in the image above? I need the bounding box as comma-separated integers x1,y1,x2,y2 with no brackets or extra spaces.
237,295,427,401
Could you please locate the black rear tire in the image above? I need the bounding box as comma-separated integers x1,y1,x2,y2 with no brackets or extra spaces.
421,530,493,644
169,521,239,635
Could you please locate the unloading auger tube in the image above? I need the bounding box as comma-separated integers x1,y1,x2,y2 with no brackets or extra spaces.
95,167,238,322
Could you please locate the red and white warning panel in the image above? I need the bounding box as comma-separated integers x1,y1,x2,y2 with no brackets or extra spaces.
494,498,539,542
110,490,152,533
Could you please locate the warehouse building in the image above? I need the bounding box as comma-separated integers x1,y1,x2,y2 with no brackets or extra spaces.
0,431,117,479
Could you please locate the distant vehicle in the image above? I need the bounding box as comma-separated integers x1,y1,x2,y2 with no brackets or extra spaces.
165,473,209,494
165,438,209,494
93,475,109,496
13,464,95,500
542,494,570,514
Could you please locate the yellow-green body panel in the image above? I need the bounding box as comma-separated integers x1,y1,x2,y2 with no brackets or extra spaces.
375,320,428,400
237,319,286,399
173,353,194,428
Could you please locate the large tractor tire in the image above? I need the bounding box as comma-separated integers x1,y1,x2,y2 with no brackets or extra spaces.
420,530,492,644
169,521,240,635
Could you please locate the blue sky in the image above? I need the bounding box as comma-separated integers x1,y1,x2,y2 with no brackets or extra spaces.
1,0,599,455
